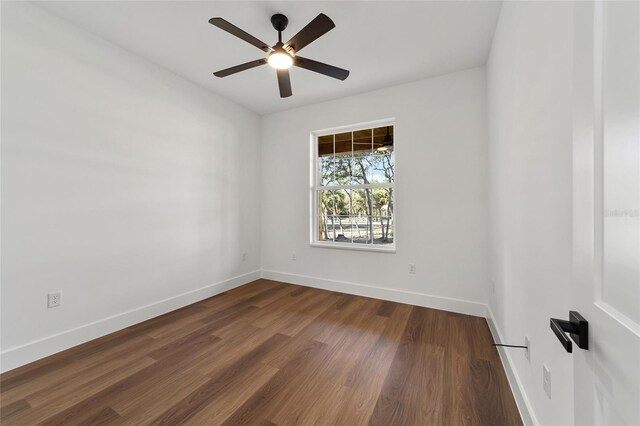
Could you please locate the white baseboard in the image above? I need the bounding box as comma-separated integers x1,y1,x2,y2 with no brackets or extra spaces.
486,305,537,425
0,270,261,373
260,269,487,317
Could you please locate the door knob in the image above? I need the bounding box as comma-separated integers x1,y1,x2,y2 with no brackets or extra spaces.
550,311,589,353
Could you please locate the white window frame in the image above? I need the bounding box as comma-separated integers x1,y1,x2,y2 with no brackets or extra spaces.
310,118,396,253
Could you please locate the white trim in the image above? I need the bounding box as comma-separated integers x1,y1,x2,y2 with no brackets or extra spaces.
590,2,640,338
314,182,394,191
593,0,605,310
486,305,537,426
0,270,261,373
260,269,486,317
594,301,640,337
310,242,396,253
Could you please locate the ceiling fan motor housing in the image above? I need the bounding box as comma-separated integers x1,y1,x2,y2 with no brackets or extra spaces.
271,14,288,32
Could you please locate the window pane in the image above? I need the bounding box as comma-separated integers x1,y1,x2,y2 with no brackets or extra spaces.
373,125,393,153
368,152,394,183
318,135,334,186
317,190,330,217
372,188,394,244
332,189,349,216
317,189,334,242
372,217,394,244
318,215,335,242
351,152,372,185
384,218,394,244
353,129,373,155
319,157,334,186
334,153,352,185
352,216,371,244
332,215,352,243
318,135,334,157
351,188,372,216
371,187,391,217
334,131,352,156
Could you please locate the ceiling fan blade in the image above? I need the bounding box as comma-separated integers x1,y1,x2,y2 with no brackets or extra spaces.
284,13,335,53
294,56,350,81
209,17,273,53
214,59,267,77
277,69,292,98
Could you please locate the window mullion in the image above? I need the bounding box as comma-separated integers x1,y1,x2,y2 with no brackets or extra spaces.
315,183,394,191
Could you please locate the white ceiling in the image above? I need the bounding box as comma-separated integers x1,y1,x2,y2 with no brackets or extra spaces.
36,1,502,115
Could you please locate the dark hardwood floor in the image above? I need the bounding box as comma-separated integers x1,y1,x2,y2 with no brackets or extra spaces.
0,279,522,425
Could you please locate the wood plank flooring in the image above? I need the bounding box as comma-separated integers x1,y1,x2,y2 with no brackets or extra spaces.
0,279,522,425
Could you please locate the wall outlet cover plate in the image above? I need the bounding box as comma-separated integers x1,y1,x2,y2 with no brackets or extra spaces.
47,292,61,308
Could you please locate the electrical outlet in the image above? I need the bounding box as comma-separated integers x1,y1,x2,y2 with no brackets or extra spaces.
242,252,247,262
47,292,61,308
409,263,416,274
525,336,530,362
291,252,297,261
542,363,551,399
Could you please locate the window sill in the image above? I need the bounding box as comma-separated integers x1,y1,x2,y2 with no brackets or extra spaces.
310,242,396,253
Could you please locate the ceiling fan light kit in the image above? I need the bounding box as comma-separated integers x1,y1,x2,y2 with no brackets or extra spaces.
267,46,293,70
209,13,350,98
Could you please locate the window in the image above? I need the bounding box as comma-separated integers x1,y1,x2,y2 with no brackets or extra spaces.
311,121,395,251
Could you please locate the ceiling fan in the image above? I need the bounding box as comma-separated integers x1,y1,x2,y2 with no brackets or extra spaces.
209,13,350,98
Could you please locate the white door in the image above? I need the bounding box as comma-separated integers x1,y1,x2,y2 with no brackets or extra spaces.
572,1,640,424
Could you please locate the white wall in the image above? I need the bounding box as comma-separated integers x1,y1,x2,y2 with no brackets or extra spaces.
260,68,490,315
487,2,575,424
0,2,261,371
